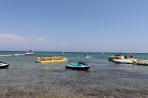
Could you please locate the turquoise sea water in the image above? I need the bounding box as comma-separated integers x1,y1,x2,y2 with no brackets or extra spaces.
0,51,148,98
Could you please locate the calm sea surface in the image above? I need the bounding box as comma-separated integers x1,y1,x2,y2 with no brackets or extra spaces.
0,51,148,98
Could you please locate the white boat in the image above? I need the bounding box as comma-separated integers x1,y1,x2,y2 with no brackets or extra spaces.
0,61,9,68
136,59,148,66
26,50,34,55
84,54,91,58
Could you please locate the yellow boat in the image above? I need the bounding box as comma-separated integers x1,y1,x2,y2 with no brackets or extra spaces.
35,57,68,63
112,58,137,64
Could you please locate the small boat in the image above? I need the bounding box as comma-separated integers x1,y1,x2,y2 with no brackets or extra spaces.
26,50,34,55
65,62,90,70
36,57,68,63
108,53,124,61
0,61,9,68
84,54,91,58
136,59,148,66
84,55,91,58
112,58,137,64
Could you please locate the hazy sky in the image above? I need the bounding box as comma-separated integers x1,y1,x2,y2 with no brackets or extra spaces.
0,0,148,52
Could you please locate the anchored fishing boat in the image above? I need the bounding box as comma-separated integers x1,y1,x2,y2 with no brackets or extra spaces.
0,61,9,68
65,62,90,70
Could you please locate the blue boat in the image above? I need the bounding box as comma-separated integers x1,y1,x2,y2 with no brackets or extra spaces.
65,62,90,70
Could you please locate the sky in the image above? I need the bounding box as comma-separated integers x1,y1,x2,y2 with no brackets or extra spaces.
0,0,148,52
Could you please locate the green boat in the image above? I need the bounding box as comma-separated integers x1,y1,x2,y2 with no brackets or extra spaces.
108,54,124,61
108,56,116,61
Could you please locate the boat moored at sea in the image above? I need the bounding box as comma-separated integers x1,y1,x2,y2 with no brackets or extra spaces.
0,61,9,68
112,58,137,64
136,59,148,66
108,53,124,61
84,54,91,58
26,50,34,55
35,56,68,63
65,62,90,70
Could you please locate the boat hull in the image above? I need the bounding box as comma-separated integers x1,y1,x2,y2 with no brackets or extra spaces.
36,59,68,63
136,60,148,66
114,61,133,64
137,63,148,66
26,53,34,55
0,64,9,68
112,59,135,64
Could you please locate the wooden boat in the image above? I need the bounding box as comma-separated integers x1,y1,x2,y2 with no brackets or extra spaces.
36,57,68,63
136,60,148,66
0,61,9,68
65,62,90,70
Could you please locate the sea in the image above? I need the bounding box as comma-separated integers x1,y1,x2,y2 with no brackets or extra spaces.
0,51,148,98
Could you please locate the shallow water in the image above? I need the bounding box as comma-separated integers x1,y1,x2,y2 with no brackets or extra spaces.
0,52,148,98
